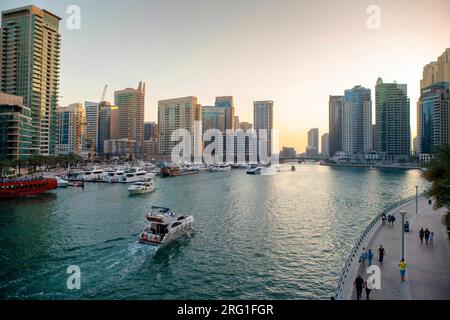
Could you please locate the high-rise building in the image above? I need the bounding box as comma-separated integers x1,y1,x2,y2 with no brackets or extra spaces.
84,101,99,154
55,103,84,156
202,106,225,133
98,101,112,155
235,116,240,130
114,82,145,155
375,78,411,156
215,96,235,130
0,92,33,160
321,133,329,159
158,96,202,156
329,95,344,157
110,105,120,140
306,128,319,157
342,86,372,153
417,82,450,154
1,5,61,156
253,101,273,158
144,122,157,141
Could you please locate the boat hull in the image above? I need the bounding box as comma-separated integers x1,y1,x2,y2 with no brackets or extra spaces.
0,178,57,199
128,186,155,194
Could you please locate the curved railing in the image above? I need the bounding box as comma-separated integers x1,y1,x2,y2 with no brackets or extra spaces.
334,192,426,299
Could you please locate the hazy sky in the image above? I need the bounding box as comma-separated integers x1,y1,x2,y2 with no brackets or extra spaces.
1,0,449,151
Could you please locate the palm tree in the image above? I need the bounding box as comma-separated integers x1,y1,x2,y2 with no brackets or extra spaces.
423,145,450,210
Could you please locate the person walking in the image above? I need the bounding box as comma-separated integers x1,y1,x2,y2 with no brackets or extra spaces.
353,275,365,300
429,232,434,246
382,213,387,225
378,245,386,266
419,228,424,244
360,247,367,264
364,281,372,300
398,259,407,281
424,228,430,246
367,249,374,266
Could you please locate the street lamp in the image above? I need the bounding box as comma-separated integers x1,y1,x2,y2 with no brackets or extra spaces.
400,211,407,260
415,185,419,215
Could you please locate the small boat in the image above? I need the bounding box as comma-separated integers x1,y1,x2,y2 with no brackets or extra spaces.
370,166,376,170
56,176,69,187
246,165,262,175
161,166,181,177
128,181,155,194
68,181,83,187
139,206,194,246
291,165,296,171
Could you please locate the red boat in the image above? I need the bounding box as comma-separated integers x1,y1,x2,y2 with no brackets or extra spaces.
0,178,57,199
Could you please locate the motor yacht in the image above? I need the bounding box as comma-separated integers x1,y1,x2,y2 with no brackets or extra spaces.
139,206,194,246
128,180,155,194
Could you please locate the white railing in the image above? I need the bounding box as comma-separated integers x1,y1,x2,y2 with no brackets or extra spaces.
334,192,425,299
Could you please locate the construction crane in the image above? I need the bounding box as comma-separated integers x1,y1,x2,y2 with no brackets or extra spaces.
100,84,108,102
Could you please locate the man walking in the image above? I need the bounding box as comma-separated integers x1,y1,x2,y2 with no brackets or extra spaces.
367,249,374,266
353,275,365,300
378,245,386,266
419,228,424,244
365,280,372,300
424,228,431,246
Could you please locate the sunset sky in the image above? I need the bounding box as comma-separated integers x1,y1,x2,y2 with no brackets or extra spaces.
1,0,449,151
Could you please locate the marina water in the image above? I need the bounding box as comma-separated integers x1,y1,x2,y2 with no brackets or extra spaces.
0,164,425,299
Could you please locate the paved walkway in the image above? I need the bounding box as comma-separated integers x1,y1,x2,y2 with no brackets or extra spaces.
350,197,450,300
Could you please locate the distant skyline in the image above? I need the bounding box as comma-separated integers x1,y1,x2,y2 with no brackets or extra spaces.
1,0,449,151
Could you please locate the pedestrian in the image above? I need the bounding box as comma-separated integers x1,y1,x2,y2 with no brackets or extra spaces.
419,228,424,244
429,232,434,246
364,281,372,300
382,213,387,225
424,228,430,246
398,259,407,281
359,247,367,264
353,275,365,300
367,249,374,266
378,245,386,265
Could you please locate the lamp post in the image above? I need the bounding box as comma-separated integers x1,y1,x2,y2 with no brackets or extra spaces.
400,211,407,260
415,185,419,215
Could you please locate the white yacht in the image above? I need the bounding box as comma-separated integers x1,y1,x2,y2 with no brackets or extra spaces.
210,164,231,172
128,180,155,194
56,176,69,187
139,206,194,246
115,169,155,183
246,164,262,175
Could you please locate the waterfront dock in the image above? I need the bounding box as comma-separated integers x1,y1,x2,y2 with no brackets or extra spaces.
337,197,450,300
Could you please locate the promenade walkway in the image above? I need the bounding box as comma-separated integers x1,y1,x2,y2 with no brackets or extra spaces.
349,197,450,300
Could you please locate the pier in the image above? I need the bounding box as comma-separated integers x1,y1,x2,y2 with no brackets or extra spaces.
336,196,450,300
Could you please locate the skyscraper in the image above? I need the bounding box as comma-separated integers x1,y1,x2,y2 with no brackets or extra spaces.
144,122,157,141
342,86,372,153
375,78,411,156
328,95,344,157
253,100,273,158
321,133,329,159
215,96,235,130
158,96,202,156
202,106,225,133
84,101,99,154
306,128,319,157
114,82,145,155
98,101,112,155
55,103,84,156
1,5,61,156
417,82,450,154
418,48,450,155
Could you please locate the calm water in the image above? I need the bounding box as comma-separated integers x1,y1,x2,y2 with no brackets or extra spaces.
0,164,426,300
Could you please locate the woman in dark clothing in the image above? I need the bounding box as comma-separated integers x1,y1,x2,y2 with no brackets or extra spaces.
419,228,424,244
378,245,386,265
